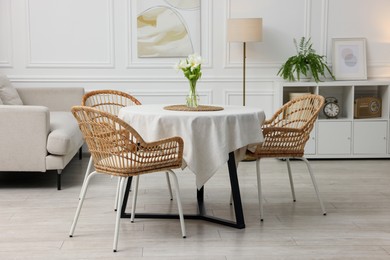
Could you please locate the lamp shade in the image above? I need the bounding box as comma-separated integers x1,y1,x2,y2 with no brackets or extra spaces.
227,18,263,43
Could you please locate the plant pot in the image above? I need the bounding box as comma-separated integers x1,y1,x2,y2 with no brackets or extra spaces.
298,70,312,82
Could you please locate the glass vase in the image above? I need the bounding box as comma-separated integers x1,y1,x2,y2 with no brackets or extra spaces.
186,80,199,108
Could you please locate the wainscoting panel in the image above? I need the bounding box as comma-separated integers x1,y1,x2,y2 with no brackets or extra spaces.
106,90,213,106
327,0,390,74
225,89,274,118
1,0,390,96
0,0,13,68
26,0,114,68
226,0,308,69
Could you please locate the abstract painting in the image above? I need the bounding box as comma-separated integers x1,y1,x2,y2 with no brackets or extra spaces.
137,0,201,58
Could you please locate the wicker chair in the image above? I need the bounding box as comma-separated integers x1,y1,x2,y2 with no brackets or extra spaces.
82,89,141,114
69,106,186,252
80,90,174,209
247,94,327,221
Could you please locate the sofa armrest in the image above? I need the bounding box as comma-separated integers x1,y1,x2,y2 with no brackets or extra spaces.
16,87,84,111
0,105,50,171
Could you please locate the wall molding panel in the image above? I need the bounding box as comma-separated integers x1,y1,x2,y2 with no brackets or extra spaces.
320,0,329,56
25,0,114,68
86,88,213,105
2,0,390,104
7,76,280,84
326,0,390,72
225,89,274,115
0,0,13,68
225,0,309,69
304,0,311,38
131,90,213,105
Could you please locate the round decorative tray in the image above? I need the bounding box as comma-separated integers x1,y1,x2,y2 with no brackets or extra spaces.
164,105,224,112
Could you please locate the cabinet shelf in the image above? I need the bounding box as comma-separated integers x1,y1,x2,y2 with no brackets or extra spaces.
280,80,390,158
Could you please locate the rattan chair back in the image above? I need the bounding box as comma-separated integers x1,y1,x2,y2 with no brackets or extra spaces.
251,94,325,158
72,106,183,177
82,90,141,116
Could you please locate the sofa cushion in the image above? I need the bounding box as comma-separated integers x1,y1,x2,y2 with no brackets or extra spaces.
0,75,23,105
47,112,83,156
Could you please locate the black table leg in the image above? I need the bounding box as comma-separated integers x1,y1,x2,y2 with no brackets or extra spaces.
227,151,245,227
120,152,245,229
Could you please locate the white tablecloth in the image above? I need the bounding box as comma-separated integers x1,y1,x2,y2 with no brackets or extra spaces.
118,105,265,189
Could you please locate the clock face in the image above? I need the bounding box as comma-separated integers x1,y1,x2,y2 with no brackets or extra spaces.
323,102,340,118
370,100,380,113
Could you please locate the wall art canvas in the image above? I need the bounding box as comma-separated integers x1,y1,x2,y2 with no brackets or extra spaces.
332,38,367,80
137,0,201,58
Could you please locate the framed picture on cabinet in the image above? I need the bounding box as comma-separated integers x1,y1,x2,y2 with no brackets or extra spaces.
332,38,367,80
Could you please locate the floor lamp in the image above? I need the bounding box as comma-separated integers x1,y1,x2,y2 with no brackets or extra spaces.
227,18,263,106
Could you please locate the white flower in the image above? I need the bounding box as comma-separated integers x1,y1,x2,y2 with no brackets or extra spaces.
187,53,202,68
175,53,203,82
173,60,186,70
181,59,190,68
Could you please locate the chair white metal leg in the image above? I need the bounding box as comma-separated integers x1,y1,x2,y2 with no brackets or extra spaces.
165,172,173,200
79,157,93,199
114,178,121,211
130,175,140,223
286,158,297,202
130,171,186,238
124,172,172,214
113,177,127,252
115,171,174,211
300,158,327,215
69,170,99,237
116,172,173,211
255,159,264,222
167,169,186,238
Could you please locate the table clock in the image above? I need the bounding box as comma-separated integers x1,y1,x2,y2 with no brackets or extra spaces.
323,97,340,119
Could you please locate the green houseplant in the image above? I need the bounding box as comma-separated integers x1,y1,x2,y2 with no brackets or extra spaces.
277,37,335,82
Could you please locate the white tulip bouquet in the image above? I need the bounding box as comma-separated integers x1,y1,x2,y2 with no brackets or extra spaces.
175,54,203,107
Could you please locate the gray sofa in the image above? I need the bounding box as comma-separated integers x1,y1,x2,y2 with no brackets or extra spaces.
0,87,85,189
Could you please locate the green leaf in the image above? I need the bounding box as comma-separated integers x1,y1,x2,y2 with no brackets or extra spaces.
277,36,335,82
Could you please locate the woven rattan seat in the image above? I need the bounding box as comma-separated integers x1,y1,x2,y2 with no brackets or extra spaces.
80,90,174,208
247,94,327,221
69,106,186,252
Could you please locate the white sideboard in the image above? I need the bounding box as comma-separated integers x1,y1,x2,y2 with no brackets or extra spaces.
280,80,390,158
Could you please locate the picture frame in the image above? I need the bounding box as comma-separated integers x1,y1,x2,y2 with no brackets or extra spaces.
127,0,211,68
332,38,367,80
135,0,201,58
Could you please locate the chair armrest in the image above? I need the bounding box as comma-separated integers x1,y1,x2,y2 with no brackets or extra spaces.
0,106,50,171
251,125,309,156
139,136,184,161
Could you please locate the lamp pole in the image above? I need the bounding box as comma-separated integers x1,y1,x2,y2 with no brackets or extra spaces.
226,18,262,107
243,42,246,106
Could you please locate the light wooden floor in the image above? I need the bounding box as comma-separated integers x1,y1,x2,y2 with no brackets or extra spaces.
1,155,390,259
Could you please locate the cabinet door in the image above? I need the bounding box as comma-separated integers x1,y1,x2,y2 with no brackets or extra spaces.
353,121,387,154
318,121,352,154
305,127,316,154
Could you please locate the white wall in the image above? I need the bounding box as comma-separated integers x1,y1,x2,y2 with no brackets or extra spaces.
1,0,390,118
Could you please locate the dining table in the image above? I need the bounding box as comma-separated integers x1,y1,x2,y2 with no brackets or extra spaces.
118,104,265,229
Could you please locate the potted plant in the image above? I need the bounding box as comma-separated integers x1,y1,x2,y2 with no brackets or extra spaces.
277,37,335,82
